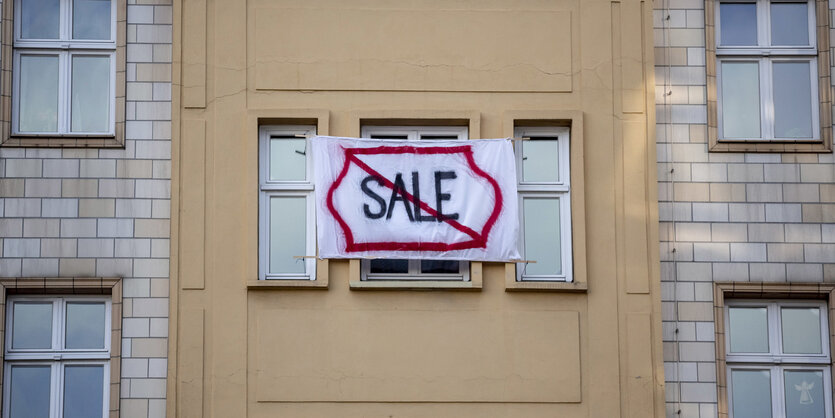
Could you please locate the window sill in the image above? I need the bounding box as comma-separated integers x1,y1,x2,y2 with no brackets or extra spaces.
349,280,481,291
2,134,124,148
503,263,587,292
505,280,588,292
710,139,831,153
247,279,328,290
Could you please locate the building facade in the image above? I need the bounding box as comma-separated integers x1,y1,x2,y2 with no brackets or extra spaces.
655,0,835,417
0,0,172,416
168,0,665,417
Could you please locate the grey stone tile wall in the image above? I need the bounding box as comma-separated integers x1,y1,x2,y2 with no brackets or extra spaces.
655,1,835,417
0,1,172,416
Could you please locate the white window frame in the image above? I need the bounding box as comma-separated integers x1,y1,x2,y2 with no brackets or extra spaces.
359,125,471,281
258,125,317,280
514,126,572,282
12,0,117,136
3,295,111,418
715,0,820,141
725,299,833,418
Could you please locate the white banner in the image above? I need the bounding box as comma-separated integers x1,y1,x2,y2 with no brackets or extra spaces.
311,136,520,261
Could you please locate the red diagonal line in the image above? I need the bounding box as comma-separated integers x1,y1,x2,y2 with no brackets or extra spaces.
346,153,483,242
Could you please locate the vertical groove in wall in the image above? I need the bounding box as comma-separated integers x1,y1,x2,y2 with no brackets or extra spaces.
626,312,656,418
182,0,207,108
178,308,205,418
625,119,651,294
180,119,206,289
621,0,646,114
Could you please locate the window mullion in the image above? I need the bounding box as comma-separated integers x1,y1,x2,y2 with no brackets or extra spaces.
760,57,774,140
53,300,62,351
772,365,783,418
61,51,70,135
808,0,816,49
109,50,116,134
758,0,769,48
409,259,420,275
770,302,780,356
560,190,572,280
305,190,317,274
52,362,61,418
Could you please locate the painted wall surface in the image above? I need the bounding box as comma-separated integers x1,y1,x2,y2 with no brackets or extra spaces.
655,1,835,417
0,1,173,417
169,0,664,417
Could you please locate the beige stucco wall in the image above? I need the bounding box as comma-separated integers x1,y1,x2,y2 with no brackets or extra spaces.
168,0,664,417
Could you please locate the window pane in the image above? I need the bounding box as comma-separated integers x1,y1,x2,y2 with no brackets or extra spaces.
9,366,51,418
73,0,111,40
781,307,822,354
420,260,459,274
269,196,306,274
728,307,769,353
19,55,59,133
370,134,409,140
784,370,825,418
522,197,562,276
731,369,773,418
12,302,53,349
66,302,106,349
721,61,761,139
521,138,559,183
71,55,111,133
370,259,409,274
720,3,758,46
63,365,104,418
773,62,813,138
20,0,59,39
771,3,809,46
269,138,307,181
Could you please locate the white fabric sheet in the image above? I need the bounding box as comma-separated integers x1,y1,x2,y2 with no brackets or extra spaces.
311,136,520,261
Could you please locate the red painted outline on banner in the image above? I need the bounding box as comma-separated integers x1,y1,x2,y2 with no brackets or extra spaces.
325,145,503,252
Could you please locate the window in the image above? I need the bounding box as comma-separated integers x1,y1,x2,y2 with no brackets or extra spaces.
725,299,833,418
259,125,317,280
3,296,111,418
359,126,470,281
514,126,572,282
709,0,831,150
1,0,125,147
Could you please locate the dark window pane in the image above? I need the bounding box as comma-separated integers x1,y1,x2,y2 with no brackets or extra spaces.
19,55,60,133
420,260,459,274
9,366,51,418
773,62,813,138
71,55,111,133
73,0,111,40
732,369,773,418
370,259,408,273
771,3,809,46
784,370,825,418
12,302,53,349
63,365,104,418
20,0,59,39
720,3,758,46
66,302,106,349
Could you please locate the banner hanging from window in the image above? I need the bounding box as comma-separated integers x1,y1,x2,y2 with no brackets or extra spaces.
311,136,520,261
